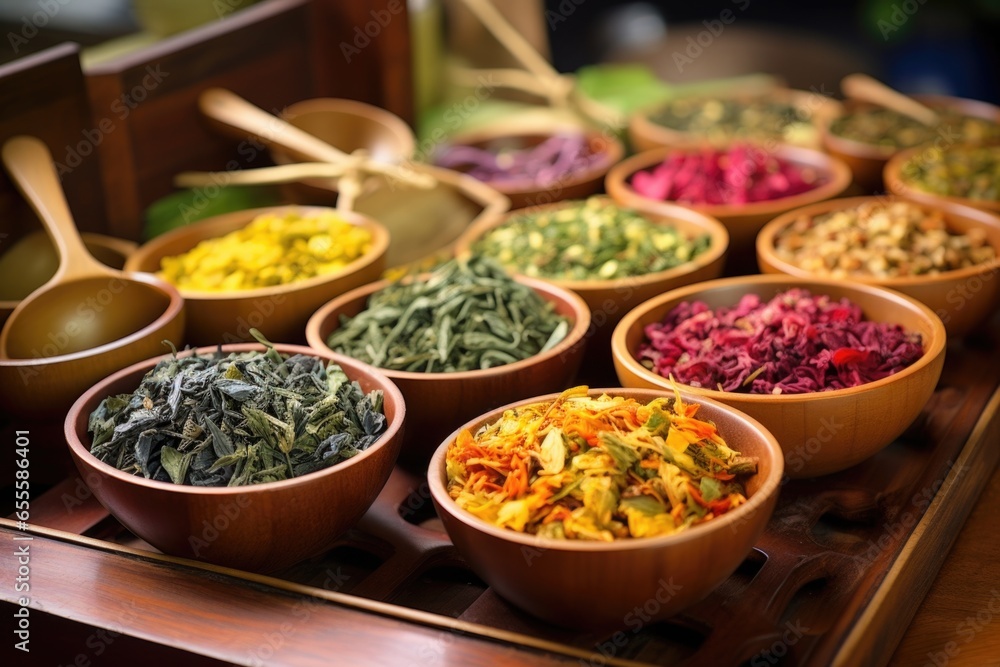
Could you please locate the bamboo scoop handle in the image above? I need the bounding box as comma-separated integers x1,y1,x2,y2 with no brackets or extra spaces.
199,88,349,162
458,0,561,85
841,73,939,126
1,136,111,282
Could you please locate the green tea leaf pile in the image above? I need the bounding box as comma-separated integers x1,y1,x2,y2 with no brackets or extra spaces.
88,339,387,486
325,256,570,372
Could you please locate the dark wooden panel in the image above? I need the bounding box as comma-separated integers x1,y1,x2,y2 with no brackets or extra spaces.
84,0,316,241
0,43,107,244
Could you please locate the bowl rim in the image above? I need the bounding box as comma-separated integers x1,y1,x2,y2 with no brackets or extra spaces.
0,269,184,366
305,274,592,382
64,342,405,495
124,205,391,300
0,231,137,312
610,273,947,405
431,127,626,198
756,194,1000,287
277,96,417,158
630,87,843,149
426,386,784,553
884,143,1000,212
605,143,853,219
822,94,1000,160
451,195,730,292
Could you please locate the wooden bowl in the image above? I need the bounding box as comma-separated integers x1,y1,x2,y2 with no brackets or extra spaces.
757,196,1000,337
884,143,1000,215
0,270,184,420
605,144,852,269
306,277,590,470
269,96,416,204
0,231,137,329
822,95,1000,192
65,343,405,573
427,387,783,630
452,196,728,374
612,275,946,478
435,127,625,210
125,205,388,346
629,88,843,153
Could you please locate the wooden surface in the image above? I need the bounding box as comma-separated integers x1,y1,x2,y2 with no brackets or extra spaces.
890,455,1000,667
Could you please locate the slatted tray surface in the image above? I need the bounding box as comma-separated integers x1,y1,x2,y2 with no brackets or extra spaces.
3,321,1000,666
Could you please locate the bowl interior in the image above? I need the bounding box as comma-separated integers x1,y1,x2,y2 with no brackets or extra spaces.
428,386,784,551
616,275,945,404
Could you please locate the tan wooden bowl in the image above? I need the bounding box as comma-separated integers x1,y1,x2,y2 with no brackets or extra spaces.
0,269,185,420
65,343,405,573
306,276,590,470
269,96,416,203
125,205,388,346
629,88,843,154
611,275,946,478
427,387,783,630
605,145,852,267
434,127,625,210
0,231,137,329
823,95,1000,192
452,196,728,373
884,143,1000,215
757,196,1000,337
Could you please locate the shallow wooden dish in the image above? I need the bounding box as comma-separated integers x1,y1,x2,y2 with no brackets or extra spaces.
0,268,184,420
427,387,783,630
611,275,946,478
452,196,728,372
269,96,416,204
125,205,388,345
605,144,852,266
306,276,590,470
757,195,1000,337
64,342,405,573
436,127,625,210
822,95,1000,192
0,231,137,329
884,143,1000,215
629,88,843,153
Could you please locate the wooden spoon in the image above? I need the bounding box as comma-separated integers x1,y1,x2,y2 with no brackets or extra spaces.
197,89,431,210
841,73,939,126
0,136,178,359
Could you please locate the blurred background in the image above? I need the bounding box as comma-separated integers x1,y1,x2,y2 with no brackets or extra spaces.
1,0,997,103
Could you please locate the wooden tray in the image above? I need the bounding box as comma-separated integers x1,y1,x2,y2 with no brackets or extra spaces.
2,320,999,666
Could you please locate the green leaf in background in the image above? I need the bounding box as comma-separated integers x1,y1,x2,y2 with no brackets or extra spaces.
143,185,283,241
574,64,674,116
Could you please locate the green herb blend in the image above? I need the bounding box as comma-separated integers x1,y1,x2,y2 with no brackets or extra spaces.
471,197,712,281
88,340,387,486
829,108,1000,150
900,145,1000,201
648,96,817,146
325,256,570,372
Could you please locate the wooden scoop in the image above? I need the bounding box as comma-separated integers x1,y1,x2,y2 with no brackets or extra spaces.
197,88,432,210
0,136,178,359
841,73,940,126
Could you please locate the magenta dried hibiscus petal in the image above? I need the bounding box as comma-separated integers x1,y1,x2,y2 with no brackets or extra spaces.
637,288,924,394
